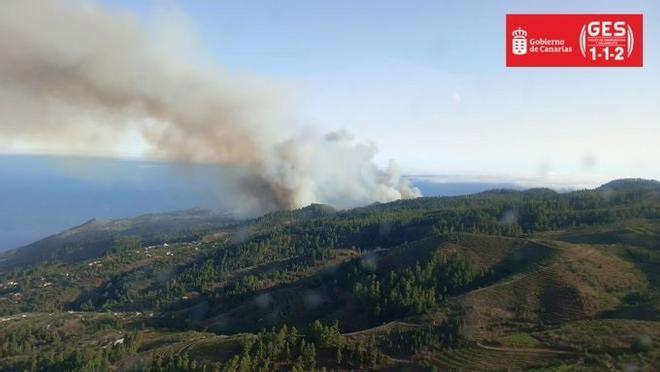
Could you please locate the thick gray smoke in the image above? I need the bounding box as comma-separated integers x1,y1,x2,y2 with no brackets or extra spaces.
0,0,419,214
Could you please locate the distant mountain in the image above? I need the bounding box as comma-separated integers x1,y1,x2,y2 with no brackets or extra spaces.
597,178,660,192
0,208,239,271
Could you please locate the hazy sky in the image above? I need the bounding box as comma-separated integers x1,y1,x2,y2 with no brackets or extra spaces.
11,0,660,186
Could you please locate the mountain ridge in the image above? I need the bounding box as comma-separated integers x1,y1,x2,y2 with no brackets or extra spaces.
0,208,239,271
2,178,658,272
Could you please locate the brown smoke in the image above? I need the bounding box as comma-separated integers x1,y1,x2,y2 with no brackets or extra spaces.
0,0,419,214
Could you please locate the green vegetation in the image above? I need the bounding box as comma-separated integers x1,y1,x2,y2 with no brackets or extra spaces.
341,250,484,323
0,178,659,370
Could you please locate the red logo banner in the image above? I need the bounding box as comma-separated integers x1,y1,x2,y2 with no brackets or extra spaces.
506,14,643,67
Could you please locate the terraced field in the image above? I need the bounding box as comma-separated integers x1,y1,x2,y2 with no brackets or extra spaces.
535,319,660,353
414,345,572,371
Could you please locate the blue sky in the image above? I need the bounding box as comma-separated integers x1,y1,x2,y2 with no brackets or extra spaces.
68,1,660,185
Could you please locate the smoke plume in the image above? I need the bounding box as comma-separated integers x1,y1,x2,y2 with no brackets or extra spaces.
0,0,419,214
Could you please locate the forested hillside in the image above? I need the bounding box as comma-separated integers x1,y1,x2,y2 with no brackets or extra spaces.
1,179,659,370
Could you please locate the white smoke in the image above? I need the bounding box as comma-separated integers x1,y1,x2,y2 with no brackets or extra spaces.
0,0,419,214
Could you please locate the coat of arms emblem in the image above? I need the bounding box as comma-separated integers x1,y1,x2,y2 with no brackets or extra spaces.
512,28,528,55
